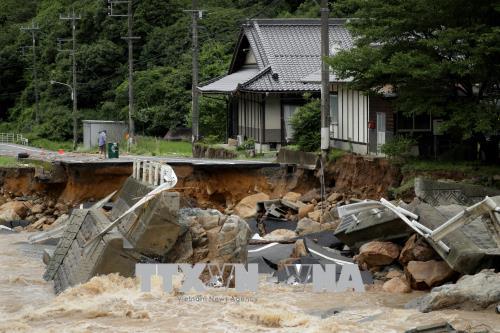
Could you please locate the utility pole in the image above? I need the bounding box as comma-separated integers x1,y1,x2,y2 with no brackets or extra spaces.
60,7,81,151
319,0,330,221
185,0,203,145
20,21,40,124
320,0,330,155
108,0,140,147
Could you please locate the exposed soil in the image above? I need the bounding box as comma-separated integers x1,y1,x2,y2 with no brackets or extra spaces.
0,154,405,209
325,154,403,199
173,165,320,211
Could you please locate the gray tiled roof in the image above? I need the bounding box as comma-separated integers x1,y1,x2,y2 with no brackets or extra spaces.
240,19,352,92
198,66,259,93
199,19,353,94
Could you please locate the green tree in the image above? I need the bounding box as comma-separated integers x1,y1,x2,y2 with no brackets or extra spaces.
329,0,500,139
290,97,321,152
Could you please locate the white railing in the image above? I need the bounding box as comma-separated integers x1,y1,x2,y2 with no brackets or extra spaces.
0,133,29,145
132,160,174,186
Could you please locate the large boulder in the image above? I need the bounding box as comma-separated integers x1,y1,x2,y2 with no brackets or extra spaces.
299,189,321,203
307,210,322,222
406,269,500,312
213,215,251,263
298,203,315,219
326,192,343,203
356,241,400,268
405,260,455,290
399,234,439,265
262,229,297,241
383,276,411,293
30,203,45,214
167,210,251,265
0,201,29,224
296,217,322,235
282,192,302,202
234,193,269,219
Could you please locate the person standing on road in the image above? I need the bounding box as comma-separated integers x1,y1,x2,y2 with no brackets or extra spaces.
98,130,107,159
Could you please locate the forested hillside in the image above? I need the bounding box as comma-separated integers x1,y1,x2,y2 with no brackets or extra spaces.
0,0,321,141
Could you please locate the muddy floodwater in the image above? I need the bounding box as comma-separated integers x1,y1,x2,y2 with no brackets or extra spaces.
0,232,498,333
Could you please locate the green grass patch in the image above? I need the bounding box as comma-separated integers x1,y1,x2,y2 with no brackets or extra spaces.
0,156,21,167
0,156,52,169
327,148,346,162
126,136,192,157
388,177,416,199
401,159,500,178
29,138,74,152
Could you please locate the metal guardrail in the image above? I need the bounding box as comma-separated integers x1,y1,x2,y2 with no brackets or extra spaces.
0,133,29,145
133,160,176,186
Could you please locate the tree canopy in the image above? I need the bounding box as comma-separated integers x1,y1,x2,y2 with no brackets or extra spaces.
0,0,320,141
329,0,500,139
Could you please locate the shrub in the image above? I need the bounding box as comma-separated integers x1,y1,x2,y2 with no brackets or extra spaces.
237,138,255,151
290,98,321,152
381,135,417,161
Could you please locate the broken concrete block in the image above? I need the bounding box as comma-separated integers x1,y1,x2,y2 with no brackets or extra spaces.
414,177,500,206
356,241,400,268
405,260,455,290
44,208,138,293
117,191,181,257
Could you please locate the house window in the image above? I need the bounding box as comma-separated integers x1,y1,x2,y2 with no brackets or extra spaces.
283,104,299,141
330,93,338,124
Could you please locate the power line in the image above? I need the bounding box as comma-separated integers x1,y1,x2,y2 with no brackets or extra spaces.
108,0,140,146
59,7,81,151
20,20,40,124
184,0,204,144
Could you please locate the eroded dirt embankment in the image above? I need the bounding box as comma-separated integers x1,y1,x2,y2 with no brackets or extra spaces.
0,154,404,208
324,154,402,199
0,163,132,204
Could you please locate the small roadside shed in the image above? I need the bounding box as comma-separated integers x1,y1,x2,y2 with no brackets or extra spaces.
82,120,128,148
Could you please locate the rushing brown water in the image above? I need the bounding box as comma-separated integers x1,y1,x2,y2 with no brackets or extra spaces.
0,232,498,333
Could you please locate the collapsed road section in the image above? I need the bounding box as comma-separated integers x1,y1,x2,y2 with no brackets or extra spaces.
41,160,252,293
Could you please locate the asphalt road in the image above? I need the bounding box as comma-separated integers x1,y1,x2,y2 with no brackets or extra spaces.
0,143,280,167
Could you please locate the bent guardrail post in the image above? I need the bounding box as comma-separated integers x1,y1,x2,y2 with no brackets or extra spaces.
429,196,500,242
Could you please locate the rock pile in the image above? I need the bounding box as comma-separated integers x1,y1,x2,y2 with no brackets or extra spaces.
166,208,252,264
233,190,344,240
354,237,458,293
0,190,72,231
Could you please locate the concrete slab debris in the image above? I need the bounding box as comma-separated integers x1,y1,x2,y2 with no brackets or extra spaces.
415,177,500,206
333,196,500,274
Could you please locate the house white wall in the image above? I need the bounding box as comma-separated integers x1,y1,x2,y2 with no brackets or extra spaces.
330,84,369,154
